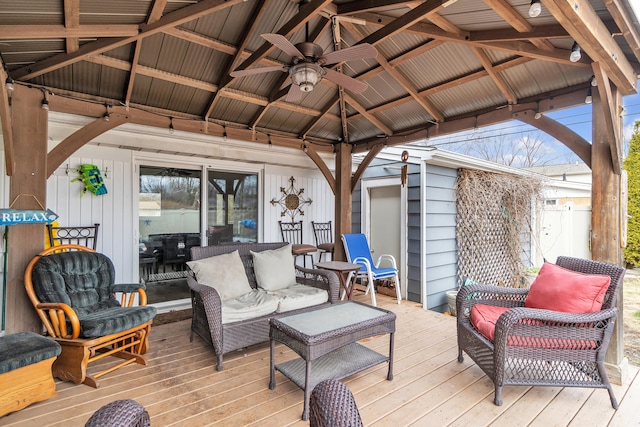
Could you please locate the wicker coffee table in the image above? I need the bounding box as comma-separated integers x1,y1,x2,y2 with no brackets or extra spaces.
269,302,396,420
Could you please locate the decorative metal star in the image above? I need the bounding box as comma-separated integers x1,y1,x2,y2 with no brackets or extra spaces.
270,176,312,221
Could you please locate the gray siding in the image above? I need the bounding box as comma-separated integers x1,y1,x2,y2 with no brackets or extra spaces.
352,159,458,309
424,164,458,312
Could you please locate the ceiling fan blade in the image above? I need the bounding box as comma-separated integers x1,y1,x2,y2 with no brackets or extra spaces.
261,33,305,59
230,66,287,77
320,43,377,65
324,68,369,93
285,84,303,103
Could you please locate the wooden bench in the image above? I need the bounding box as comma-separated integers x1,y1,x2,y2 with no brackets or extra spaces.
0,332,61,417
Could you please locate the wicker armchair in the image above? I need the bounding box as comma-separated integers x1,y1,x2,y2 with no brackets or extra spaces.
85,399,150,427
456,256,625,409
309,379,363,427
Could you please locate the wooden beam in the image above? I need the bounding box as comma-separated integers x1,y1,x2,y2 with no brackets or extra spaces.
483,0,555,50
352,84,588,152
63,0,80,53
358,0,455,46
351,143,384,193
304,144,336,195
0,24,139,39
344,93,392,136
205,0,270,120
299,96,339,139
469,24,569,42
471,46,517,105
512,109,591,167
605,0,640,63
541,0,637,94
0,66,14,175
375,51,445,122
353,11,591,66
232,0,333,74
334,143,353,261
592,62,623,175
47,114,130,178
12,0,245,80
5,84,48,334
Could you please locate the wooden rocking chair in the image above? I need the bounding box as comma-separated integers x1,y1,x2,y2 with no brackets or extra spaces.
24,244,157,388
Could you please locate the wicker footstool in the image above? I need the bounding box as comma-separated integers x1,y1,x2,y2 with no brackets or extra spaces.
269,302,395,420
0,332,61,416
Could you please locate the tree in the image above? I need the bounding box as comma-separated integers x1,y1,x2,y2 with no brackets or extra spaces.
428,128,580,167
624,120,640,267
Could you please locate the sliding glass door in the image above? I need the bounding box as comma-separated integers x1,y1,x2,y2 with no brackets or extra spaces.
207,171,258,245
138,166,259,306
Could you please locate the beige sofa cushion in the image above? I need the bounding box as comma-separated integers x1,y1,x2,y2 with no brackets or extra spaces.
251,244,297,291
221,290,279,323
267,284,329,313
187,250,252,301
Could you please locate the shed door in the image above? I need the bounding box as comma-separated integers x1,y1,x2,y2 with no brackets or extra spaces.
369,185,402,280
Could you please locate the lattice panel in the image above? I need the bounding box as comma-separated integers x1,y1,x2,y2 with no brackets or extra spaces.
455,169,542,288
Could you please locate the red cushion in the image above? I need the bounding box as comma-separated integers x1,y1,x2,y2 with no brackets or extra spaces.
524,262,611,313
470,304,510,342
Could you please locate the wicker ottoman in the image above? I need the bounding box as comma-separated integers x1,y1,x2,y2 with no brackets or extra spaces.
0,332,61,417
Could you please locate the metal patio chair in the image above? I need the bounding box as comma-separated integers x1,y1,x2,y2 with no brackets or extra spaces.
341,233,401,306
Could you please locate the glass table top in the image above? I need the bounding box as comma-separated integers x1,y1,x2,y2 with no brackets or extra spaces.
276,303,387,336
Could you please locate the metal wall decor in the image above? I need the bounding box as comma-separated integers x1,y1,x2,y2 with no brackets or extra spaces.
270,176,312,220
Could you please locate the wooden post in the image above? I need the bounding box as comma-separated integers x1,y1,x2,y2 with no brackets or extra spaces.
5,85,48,333
333,143,352,261
591,87,627,384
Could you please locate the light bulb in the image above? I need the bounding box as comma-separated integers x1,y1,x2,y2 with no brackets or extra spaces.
528,0,541,18
585,88,593,104
5,77,14,92
569,42,581,62
41,99,49,110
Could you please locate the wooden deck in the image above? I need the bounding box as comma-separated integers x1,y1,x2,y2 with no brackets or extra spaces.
3,292,640,426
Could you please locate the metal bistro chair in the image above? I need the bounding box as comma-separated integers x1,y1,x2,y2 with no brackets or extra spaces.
311,221,334,262
47,223,100,249
342,233,401,306
278,221,317,268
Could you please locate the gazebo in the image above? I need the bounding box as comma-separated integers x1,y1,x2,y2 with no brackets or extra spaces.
0,0,639,385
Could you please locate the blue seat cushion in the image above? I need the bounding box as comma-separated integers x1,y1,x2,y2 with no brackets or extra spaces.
0,332,61,374
79,306,157,338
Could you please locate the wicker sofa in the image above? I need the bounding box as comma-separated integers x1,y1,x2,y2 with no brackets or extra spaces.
187,242,340,370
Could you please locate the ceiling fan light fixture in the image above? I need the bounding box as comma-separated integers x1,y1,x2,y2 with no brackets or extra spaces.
291,63,322,92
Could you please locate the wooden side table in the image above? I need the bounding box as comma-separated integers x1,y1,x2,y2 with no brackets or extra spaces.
314,261,361,300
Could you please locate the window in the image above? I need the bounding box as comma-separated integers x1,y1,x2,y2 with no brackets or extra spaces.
207,171,258,245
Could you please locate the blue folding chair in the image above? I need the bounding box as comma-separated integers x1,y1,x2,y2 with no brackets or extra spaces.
341,233,401,306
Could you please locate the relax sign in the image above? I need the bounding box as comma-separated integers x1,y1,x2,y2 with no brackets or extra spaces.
0,209,59,226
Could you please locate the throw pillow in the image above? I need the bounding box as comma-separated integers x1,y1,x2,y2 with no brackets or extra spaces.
187,250,252,301
524,262,611,313
251,244,297,291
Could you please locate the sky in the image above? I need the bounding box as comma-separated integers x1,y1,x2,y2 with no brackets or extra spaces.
420,89,640,167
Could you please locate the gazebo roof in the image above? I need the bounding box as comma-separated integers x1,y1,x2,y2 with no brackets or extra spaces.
1,0,639,153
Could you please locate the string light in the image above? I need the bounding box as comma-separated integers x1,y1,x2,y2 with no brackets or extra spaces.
103,104,110,122
569,42,582,62
585,87,593,104
169,116,175,134
5,76,14,93
223,125,227,141
41,98,49,110
268,134,272,148
528,0,541,18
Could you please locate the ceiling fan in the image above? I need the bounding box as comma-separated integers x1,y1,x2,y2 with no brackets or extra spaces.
230,34,377,102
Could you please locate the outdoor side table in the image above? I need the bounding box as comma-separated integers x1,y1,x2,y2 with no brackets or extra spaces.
314,261,361,300
269,302,395,420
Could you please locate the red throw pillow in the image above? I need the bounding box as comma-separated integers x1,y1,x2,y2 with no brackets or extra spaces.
470,304,510,342
524,262,611,313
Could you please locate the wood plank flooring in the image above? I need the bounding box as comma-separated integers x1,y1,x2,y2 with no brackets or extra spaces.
2,292,639,426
